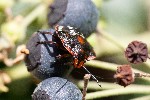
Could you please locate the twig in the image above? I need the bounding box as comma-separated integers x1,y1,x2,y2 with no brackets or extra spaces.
78,81,150,91
85,60,150,83
134,73,150,77
0,45,29,67
82,74,91,100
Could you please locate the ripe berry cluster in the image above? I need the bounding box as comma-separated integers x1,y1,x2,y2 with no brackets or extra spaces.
25,25,99,99
24,0,99,99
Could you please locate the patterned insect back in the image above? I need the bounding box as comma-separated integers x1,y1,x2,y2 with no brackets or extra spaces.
55,25,96,68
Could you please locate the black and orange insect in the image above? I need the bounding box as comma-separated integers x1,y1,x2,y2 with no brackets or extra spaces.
38,25,101,87
55,25,96,68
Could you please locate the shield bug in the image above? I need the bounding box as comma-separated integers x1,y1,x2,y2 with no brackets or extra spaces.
55,25,96,68
38,25,101,87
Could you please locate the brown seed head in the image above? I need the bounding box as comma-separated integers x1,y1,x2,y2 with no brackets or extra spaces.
125,41,148,64
114,65,134,87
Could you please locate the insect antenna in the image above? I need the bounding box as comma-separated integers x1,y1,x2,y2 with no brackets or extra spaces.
83,66,101,87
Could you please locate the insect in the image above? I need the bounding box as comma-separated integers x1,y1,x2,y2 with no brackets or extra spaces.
55,25,96,68
38,25,101,87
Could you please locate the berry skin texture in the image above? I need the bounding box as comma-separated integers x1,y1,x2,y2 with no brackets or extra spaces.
32,77,82,100
48,0,99,38
25,29,73,80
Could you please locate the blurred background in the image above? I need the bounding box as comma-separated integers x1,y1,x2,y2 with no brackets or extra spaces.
0,0,150,100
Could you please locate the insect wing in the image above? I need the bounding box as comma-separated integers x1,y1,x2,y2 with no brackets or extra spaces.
56,26,96,60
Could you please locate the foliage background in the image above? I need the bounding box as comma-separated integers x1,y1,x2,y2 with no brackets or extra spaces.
0,0,150,100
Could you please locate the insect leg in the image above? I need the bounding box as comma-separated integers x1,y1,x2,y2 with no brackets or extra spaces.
37,41,56,45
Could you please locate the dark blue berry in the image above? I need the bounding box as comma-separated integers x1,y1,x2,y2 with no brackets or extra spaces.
32,77,82,100
25,29,73,80
48,0,99,38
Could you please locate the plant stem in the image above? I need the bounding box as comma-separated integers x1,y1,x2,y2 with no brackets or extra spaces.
85,60,117,71
97,28,125,50
5,63,30,81
22,4,47,28
78,81,121,90
135,73,150,77
85,60,150,82
131,95,150,100
78,81,150,91
86,86,150,99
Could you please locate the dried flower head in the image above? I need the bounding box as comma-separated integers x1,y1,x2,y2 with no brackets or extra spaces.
125,41,148,64
114,65,134,87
